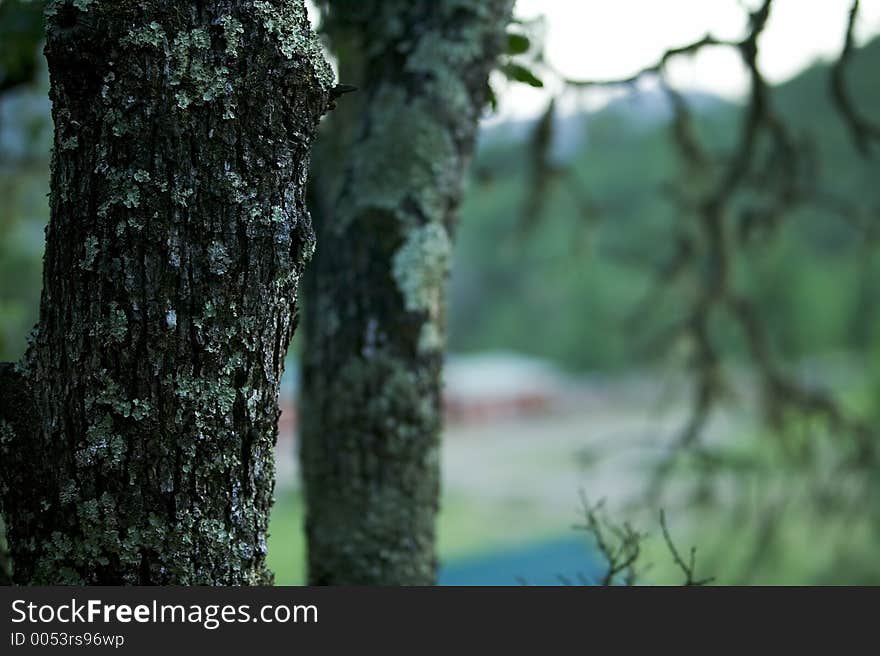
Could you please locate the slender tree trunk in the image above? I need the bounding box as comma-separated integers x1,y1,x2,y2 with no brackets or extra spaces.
0,0,331,584
300,0,512,585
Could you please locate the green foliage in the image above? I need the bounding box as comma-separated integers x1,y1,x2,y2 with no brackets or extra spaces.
500,62,543,87
505,32,531,55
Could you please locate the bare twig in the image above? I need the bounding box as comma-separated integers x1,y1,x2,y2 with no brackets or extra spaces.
574,493,645,585
659,510,714,586
830,0,880,157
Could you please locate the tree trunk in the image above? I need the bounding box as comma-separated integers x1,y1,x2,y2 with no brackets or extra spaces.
300,0,512,585
0,0,331,584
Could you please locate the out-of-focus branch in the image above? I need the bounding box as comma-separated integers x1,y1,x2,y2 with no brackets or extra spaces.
572,495,712,585
559,34,737,90
507,0,877,495
575,494,644,585
569,0,874,484
831,0,880,157
497,0,879,583
659,510,714,586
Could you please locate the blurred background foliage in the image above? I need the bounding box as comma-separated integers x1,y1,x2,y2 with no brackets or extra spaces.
451,38,880,371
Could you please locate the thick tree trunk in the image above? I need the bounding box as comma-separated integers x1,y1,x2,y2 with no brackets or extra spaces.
0,0,331,584
300,0,512,585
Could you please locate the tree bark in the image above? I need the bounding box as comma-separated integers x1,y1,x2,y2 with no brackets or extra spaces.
300,0,513,585
0,0,331,584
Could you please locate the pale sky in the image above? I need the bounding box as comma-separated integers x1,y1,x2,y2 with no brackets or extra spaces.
493,0,880,121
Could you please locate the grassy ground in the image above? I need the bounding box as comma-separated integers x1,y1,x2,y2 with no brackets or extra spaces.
266,493,307,585
267,368,880,585
266,489,574,585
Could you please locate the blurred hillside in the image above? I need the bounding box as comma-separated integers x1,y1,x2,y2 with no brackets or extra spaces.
449,37,880,372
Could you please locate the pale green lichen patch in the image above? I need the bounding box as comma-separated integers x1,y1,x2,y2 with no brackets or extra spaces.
254,0,334,89
417,323,444,353
123,21,167,49
392,223,451,351
76,414,125,469
168,28,234,112
392,222,452,313
171,187,194,207
0,420,14,452
85,370,153,422
208,241,232,275
345,89,458,227
105,302,128,343
220,15,244,56
45,0,95,17
168,373,237,419
95,169,147,217
121,186,140,209
122,17,261,118
404,27,482,121
80,235,99,270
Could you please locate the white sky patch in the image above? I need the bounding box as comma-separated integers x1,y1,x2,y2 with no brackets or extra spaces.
490,0,880,123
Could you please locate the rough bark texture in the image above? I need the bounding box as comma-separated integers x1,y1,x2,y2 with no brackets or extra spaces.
0,0,331,584
300,0,512,585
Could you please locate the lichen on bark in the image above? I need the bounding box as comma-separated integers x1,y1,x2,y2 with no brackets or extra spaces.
301,0,513,585
0,0,331,584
